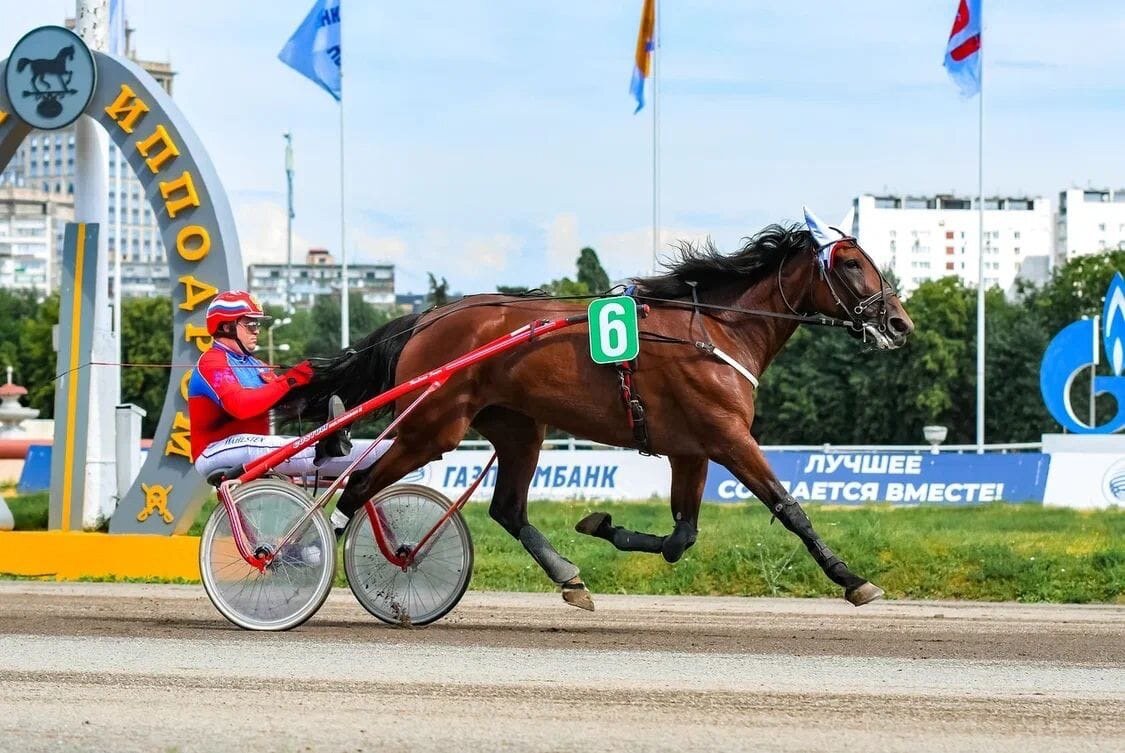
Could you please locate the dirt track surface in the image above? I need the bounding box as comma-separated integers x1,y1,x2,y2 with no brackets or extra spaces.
0,583,1121,753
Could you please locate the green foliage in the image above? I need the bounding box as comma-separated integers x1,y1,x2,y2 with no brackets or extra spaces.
120,297,173,435
1025,250,1125,333
0,289,41,383
285,292,395,355
542,277,590,297
426,272,450,308
757,250,1124,444
17,293,59,418
576,246,610,294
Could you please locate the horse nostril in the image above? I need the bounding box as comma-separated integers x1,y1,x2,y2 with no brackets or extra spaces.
889,316,913,336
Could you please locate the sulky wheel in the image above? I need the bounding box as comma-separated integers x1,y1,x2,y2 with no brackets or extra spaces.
199,478,336,631
343,484,473,627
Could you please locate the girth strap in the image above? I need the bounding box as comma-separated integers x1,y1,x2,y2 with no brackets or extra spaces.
616,361,654,456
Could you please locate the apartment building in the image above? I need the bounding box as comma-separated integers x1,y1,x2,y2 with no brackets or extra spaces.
1056,187,1125,261
248,248,395,310
0,187,74,296
853,193,1053,296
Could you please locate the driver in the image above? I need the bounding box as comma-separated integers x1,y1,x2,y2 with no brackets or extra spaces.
188,291,390,532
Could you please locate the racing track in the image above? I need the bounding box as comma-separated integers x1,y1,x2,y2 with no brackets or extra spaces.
0,582,1121,752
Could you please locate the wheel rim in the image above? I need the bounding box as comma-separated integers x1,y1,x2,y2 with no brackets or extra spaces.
345,487,471,626
201,482,334,631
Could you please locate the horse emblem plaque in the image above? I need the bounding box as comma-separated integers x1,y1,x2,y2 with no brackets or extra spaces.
4,26,96,130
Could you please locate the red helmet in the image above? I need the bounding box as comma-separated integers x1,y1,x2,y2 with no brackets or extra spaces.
205,290,268,336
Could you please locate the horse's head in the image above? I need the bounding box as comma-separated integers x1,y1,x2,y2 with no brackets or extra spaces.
799,206,913,349
60,45,75,60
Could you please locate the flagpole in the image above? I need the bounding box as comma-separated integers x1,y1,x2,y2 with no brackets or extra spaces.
284,132,294,314
975,31,985,454
339,85,349,347
651,0,661,274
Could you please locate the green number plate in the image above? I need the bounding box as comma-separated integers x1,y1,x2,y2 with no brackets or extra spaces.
588,296,640,364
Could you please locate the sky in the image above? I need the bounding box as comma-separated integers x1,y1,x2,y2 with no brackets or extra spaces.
2,1,1125,294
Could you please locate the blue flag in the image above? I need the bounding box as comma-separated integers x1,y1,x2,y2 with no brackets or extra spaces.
944,0,981,97
279,0,342,101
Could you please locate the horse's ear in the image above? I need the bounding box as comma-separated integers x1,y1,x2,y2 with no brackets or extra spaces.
834,207,855,238
803,206,837,248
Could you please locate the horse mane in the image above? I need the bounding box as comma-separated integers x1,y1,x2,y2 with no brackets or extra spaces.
632,223,815,298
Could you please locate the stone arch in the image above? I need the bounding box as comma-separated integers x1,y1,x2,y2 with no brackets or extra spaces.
0,39,243,534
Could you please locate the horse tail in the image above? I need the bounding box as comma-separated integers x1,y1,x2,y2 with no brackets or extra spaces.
16,58,30,72
278,312,422,423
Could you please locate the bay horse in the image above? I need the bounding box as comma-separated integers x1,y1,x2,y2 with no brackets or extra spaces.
282,212,914,610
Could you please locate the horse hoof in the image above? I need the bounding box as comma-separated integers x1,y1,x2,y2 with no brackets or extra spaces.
561,579,595,611
575,512,611,537
845,581,885,606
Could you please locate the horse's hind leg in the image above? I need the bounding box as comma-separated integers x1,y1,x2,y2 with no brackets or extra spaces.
577,455,707,564
718,437,882,606
472,407,593,611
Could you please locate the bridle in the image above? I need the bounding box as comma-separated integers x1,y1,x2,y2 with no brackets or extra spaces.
778,236,899,343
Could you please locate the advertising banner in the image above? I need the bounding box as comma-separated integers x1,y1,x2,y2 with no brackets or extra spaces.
1042,434,1125,509
703,451,1050,505
407,449,1050,505
407,450,672,502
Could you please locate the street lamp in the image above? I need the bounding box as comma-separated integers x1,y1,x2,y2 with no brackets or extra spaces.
267,317,292,367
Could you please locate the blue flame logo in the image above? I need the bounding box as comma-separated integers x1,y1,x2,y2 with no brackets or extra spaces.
1040,272,1125,434
1108,474,1125,501
1102,460,1125,504
1104,273,1125,377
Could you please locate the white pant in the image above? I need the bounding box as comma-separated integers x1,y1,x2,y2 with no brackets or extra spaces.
195,433,393,480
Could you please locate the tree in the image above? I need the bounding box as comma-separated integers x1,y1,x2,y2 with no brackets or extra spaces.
304,292,393,354
542,277,589,297
984,288,1052,441
1026,250,1125,333
120,296,173,436
576,247,610,294
0,288,42,384
427,273,450,308
17,294,60,418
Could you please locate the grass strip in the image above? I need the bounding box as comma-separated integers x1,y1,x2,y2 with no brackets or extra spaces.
7,493,1123,603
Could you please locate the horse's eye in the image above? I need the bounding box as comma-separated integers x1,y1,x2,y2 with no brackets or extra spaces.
845,259,861,270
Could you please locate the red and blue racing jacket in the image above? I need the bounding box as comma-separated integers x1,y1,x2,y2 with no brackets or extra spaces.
187,343,291,460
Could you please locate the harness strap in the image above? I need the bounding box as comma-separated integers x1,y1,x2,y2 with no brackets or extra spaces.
695,342,759,389
616,361,654,455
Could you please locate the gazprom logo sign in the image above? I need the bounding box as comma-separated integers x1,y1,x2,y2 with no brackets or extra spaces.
1040,272,1125,434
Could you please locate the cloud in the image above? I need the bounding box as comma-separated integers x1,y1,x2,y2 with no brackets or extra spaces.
595,224,715,281
544,213,580,280
352,228,409,265
233,201,312,268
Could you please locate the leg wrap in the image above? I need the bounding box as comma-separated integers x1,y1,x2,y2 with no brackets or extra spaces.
661,520,697,563
519,525,580,584
579,512,665,553
611,526,665,554
773,496,863,589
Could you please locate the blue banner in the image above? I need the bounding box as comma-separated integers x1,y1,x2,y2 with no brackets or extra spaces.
704,451,1050,505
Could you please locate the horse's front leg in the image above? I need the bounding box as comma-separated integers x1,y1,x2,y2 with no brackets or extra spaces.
717,437,883,606
473,407,593,611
